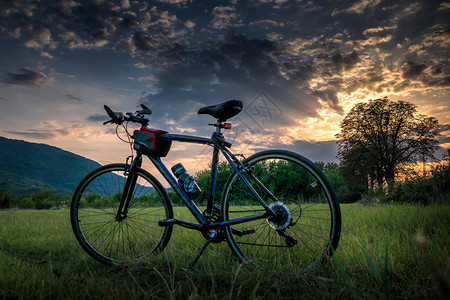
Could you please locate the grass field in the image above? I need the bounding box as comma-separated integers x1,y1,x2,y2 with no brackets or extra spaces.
0,204,449,299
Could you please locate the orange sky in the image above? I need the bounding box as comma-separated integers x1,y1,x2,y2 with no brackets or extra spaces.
0,0,448,175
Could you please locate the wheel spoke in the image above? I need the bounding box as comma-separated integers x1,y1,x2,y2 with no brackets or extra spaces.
71,164,172,265
222,151,341,268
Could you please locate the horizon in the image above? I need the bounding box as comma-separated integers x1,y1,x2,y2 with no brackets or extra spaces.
0,0,449,174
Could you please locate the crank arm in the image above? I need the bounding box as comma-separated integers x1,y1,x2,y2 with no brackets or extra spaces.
231,227,255,236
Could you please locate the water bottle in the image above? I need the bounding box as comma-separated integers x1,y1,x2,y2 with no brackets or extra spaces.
171,163,201,199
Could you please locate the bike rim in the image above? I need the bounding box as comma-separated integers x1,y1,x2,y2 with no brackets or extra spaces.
72,165,171,264
223,152,339,270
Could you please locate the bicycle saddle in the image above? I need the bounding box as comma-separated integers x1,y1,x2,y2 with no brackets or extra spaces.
197,100,243,122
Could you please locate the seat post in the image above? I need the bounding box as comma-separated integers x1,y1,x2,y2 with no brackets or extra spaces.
206,119,222,215
215,120,222,134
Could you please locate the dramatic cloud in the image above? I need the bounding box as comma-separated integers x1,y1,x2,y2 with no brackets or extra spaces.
0,0,449,165
403,61,427,80
1,1,447,107
211,6,242,30
1,69,53,87
312,90,343,115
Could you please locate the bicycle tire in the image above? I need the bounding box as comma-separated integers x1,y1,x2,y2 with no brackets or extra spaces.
221,150,341,271
70,163,173,265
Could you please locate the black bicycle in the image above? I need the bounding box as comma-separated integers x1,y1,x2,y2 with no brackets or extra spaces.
70,100,341,270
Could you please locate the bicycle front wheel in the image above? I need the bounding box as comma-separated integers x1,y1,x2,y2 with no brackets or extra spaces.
221,150,341,271
70,164,173,265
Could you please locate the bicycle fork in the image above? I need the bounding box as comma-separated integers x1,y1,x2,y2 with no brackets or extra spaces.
115,154,142,221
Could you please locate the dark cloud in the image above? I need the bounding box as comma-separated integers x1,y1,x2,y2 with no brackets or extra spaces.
313,50,362,78
6,129,68,139
432,67,442,75
210,6,242,30
0,0,182,52
312,89,343,115
67,0,120,46
136,29,330,129
403,61,427,79
0,0,449,156
393,80,411,93
282,62,314,85
422,75,450,87
87,114,107,122
132,31,156,52
331,51,360,71
6,131,55,139
1,0,447,105
1,69,53,87
438,123,450,133
401,61,450,87
66,94,82,102
117,12,139,29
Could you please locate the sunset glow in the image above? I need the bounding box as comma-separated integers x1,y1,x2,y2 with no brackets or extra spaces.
0,0,448,171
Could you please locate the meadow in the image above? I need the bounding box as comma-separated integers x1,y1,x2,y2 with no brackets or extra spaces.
0,204,449,299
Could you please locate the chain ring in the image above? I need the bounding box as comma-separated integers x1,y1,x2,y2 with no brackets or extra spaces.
202,206,226,243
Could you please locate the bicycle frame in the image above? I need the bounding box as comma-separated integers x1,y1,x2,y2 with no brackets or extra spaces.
118,127,276,233
71,102,341,269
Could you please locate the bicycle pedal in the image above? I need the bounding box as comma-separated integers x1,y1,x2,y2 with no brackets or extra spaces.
158,218,177,226
231,227,255,236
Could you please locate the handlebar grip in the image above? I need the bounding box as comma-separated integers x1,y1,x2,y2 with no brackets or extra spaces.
102,104,148,125
137,104,152,115
104,105,118,119
104,105,124,124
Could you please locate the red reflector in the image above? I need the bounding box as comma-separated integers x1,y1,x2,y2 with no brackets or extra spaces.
223,123,232,129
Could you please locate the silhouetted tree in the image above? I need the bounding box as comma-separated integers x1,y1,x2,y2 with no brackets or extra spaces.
336,97,439,187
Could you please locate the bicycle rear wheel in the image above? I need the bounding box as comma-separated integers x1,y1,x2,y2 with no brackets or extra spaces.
221,150,341,271
70,164,173,265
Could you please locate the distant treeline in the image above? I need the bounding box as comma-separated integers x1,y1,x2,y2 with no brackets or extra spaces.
1,157,449,210
360,158,450,205
0,189,68,210
166,158,450,207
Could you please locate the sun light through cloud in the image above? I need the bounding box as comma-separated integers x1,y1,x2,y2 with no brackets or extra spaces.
0,0,448,167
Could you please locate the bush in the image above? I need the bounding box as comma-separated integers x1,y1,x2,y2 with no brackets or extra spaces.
336,185,363,203
0,188,12,209
359,155,450,205
360,187,388,205
390,156,449,204
167,190,182,206
14,196,35,209
31,189,62,209
316,162,363,203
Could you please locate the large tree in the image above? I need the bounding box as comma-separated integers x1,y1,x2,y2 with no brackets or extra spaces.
336,97,440,187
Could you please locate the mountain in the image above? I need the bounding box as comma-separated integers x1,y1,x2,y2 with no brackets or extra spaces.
0,136,101,195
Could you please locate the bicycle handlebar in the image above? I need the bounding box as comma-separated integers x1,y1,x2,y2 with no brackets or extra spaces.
103,104,151,126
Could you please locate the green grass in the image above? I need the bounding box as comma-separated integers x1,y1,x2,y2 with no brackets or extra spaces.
0,204,449,299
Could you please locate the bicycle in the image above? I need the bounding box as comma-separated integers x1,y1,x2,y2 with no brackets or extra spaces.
70,100,341,270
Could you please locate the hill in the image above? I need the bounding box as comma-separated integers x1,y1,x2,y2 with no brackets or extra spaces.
0,136,101,195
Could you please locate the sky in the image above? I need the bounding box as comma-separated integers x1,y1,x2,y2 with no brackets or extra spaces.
0,0,449,174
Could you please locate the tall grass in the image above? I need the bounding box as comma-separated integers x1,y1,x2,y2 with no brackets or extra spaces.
0,204,449,299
